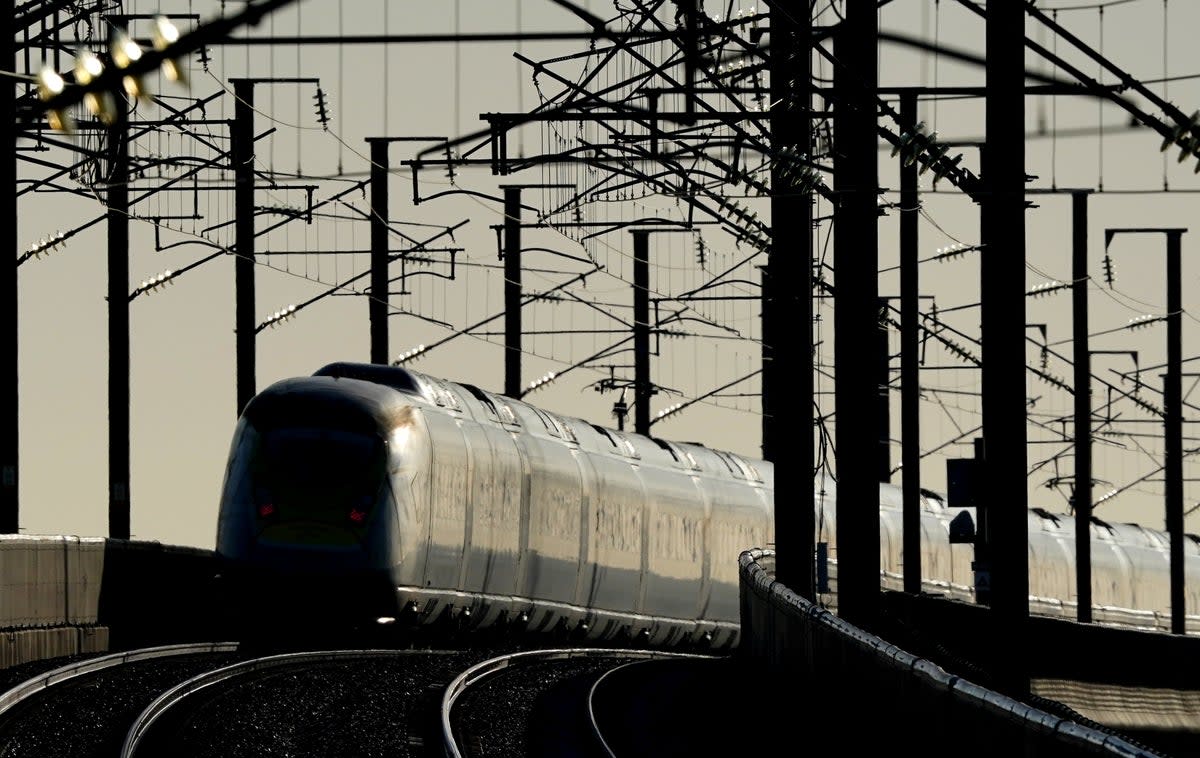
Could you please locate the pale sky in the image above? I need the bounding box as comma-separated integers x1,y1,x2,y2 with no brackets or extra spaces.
14,0,1200,549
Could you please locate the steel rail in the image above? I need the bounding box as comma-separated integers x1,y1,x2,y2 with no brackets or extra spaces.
120,648,431,758
439,647,711,758
0,641,239,717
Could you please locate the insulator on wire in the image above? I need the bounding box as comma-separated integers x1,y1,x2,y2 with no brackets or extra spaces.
393,344,428,365
1102,254,1116,286
1126,314,1162,330
24,230,68,260
1161,110,1199,152
527,371,557,392
313,88,330,130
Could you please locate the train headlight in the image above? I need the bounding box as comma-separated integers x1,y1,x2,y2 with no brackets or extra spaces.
375,616,396,625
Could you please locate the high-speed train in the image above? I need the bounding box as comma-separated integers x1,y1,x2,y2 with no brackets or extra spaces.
214,362,1200,647
215,362,773,648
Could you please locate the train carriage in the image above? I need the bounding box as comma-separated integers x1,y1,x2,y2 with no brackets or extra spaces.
215,362,774,647
215,361,1200,647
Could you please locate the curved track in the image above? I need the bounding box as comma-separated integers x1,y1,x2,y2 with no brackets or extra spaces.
442,647,716,758
588,655,757,757
123,647,482,757
0,642,241,758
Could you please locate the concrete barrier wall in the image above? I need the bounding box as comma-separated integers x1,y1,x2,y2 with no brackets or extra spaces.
0,535,105,629
738,548,1160,757
1,537,219,672
0,626,110,669
96,539,220,650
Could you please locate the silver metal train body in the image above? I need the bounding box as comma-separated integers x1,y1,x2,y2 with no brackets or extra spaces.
214,362,1200,648
215,363,773,648
809,477,1200,633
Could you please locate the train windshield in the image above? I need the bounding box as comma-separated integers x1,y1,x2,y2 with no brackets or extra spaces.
250,426,387,544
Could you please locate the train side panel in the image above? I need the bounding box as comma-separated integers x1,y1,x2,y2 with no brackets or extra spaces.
637,439,710,632
387,415,431,596
456,412,519,625
693,448,770,633
512,404,584,631
1090,523,1134,611
1118,524,1171,612
578,424,644,623
419,406,470,608
1028,511,1075,614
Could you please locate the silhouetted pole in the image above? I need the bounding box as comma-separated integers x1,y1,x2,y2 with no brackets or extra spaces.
233,79,256,416
107,95,130,540
983,2,1029,694
900,93,921,595
368,139,390,364
1104,227,1187,634
633,230,651,435
0,0,16,533
833,0,879,629
503,187,522,397
1166,230,1184,635
1071,192,1092,623
765,0,814,599
877,296,891,482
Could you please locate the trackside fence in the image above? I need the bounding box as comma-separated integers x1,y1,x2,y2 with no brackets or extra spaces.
738,548,1163,757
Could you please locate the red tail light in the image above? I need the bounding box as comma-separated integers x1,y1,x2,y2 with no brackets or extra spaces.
349,508,367,524
258,503,275,518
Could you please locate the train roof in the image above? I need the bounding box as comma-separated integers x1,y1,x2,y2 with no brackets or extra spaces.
306,362,773,482
313,362,424,396
246,374,415,433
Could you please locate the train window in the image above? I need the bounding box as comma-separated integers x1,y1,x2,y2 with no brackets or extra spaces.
588,424,628,453
251,426,387,539
496,401,519,426
729,453,761,482
589,423,621,451
555,417,578,443
651,437,682,464
714,451,746,479
611,432,640,459
425,380,457,410
444,384,474,410
536,410,578,443
1032,507,1061,527
532,408,561,438
459,383,500,421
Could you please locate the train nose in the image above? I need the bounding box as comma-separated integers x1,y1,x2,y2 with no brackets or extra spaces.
246,539,372,572
223,544,397,631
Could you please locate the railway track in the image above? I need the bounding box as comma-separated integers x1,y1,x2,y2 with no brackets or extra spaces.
118,647,483,757
588,655,756,757
0,639,742,756
0,642,242,757
442,647,722,757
